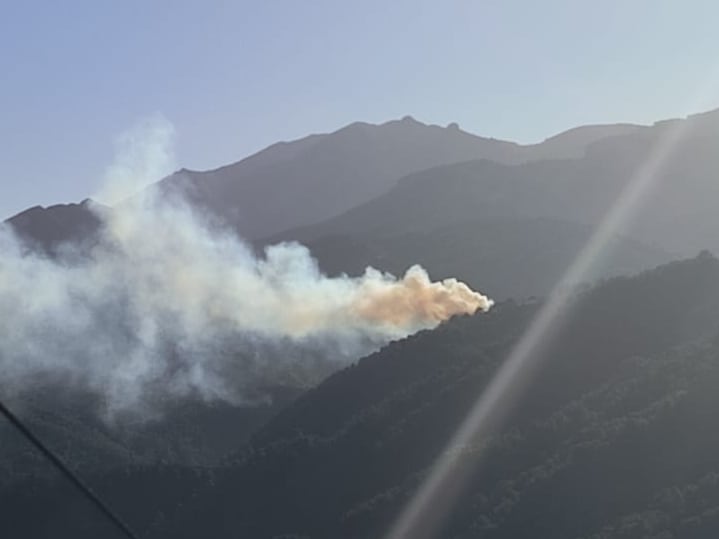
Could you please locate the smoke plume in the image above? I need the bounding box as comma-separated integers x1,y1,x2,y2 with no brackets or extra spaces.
0,117,492,418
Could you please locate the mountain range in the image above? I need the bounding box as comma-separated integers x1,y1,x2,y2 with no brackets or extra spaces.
12,109,719,300
3,108,719,538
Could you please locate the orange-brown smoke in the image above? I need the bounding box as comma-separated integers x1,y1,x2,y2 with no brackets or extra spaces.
351,265,493,329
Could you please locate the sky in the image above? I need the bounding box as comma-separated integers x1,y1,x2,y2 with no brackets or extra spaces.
2,0,719,220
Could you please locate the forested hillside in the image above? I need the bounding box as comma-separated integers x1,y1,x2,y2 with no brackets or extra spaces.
6,254,717,538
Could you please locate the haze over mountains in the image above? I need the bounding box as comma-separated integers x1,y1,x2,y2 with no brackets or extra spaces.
3,107,719,538
9,108,719,301
153,116,643,240
269,108,719,255
8,114,645,242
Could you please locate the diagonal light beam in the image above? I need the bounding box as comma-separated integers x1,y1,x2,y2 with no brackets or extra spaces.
385,92,719,539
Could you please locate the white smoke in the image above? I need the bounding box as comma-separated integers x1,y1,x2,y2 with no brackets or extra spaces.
96,113,176,204
0,117,493,418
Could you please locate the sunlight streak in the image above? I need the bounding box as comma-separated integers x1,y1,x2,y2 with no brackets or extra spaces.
385,86,719,539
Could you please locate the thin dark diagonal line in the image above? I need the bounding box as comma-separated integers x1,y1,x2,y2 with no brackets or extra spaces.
0,399,141,539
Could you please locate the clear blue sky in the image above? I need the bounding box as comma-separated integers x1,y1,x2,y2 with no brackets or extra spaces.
2,0,719,219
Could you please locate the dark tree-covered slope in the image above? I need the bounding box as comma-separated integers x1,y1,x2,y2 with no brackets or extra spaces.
150,252,719,539
5,254,719,539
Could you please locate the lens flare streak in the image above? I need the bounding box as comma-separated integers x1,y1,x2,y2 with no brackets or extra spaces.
384,103,712,539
